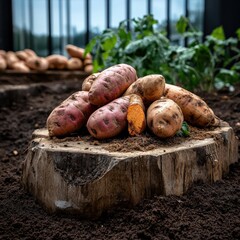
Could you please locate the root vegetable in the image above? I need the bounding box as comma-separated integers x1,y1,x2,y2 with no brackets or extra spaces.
6,51,19,68
67,57,83,70
127,94,146,136
0,57,7,70
84,64,93,73
47,91,97,137
11,61,30,72
65,44,92,59
16,51,29,61
88,64,137,106
46,54,68,69
24,49,37,57
0,50,6,58
147,98,184,138
25,57,49,71
124,74,165,106
87,96,130,139
164,84,220,127
82,73,101,91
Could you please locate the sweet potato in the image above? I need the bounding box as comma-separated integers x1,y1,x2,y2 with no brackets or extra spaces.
6,51,19,68
0,56,7,70
123,74,165,106
82,72,101,91
67,57,83,70
88,64,137,106
25,56,49,71
46,54,68,69
163,84,220,127
127,94,146,136
47,91,97,137
24,49,37,57
16,51,28,61
147,98,184,138
84,64,93,73
87,95,130,139
0,50,6,58
65,44,92,59
11,61,30,72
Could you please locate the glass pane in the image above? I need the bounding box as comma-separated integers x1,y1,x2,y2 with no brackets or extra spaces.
170,0,185,43
110,0,126,28
90,0,106,39
152,0,167,29
70,0,86,47
131,0,147,19
32,0,48,56
189,0,204,31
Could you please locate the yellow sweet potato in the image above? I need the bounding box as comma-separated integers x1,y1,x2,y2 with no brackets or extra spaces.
163,84,220,127
47,91,97,137
87,95,130,139
124,74,165,106
82,72,101,91
127,94,146,136
67,57,83,70
46,54,68,69
147,98,184,138
65,44,92,59
25,56,49,71
88,64,137,106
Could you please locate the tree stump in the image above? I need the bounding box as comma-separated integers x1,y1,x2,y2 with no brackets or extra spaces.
21,125,238,219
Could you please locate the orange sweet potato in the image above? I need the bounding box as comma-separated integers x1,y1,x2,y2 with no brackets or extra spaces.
127,94,146,136
164,84,220,127
147,98,184,138
87,95,130,139
88,64,137,106
47,91,97,137
124,74,165,106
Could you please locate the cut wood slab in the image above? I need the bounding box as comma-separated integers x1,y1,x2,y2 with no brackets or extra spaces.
22,126,238,219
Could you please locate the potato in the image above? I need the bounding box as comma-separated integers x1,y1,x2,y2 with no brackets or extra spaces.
124,74,165,106
0,50,6,58
164,84,220,127
46,54,68,69
88,64,137,106
24,49,37,57
6,51,19,68
65,44,92,59
16,51,29,61
87,95,130,139
67,57,83,70
127,94,146,136
47,91,97,137
147,98,184,138
0,56,7,70
25,56,49,71
82,72,101,91
84,64,93,73
11,61,30,72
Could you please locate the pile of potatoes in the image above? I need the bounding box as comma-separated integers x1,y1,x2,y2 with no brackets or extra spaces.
47,63,220,140
0,44,93,73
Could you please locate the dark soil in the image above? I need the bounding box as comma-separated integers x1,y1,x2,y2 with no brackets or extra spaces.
0,84,240,240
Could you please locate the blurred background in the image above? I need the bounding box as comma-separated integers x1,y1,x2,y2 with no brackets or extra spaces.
0,0,239,56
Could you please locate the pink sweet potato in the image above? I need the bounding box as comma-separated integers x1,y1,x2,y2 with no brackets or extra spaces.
87,95,130,139
47,91,97,137
88,64,137,106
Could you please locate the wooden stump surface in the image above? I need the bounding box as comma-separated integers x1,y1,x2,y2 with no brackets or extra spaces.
22,126,238,219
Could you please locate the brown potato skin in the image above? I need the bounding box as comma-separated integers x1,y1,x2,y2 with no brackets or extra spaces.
87,96,130,139
164,84,220,127
46,54,68,69
25,57,49,71
147,98,184,138
124,74,165,106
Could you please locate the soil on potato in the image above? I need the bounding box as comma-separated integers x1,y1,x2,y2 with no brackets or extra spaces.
0,84,240,240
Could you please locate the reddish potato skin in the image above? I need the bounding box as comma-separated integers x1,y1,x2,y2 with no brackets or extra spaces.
88,64,137,106
87,96,130,139
47,91,97,137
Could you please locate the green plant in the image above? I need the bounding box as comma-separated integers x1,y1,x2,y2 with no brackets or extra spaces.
85,15,240,92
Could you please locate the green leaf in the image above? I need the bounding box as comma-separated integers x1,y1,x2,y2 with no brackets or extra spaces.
236,28,240,40
211,26,225,40
176,16,188,34
84,37,97,56
176,122,190,137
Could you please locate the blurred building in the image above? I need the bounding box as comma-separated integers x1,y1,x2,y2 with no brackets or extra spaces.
0,0,239,56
